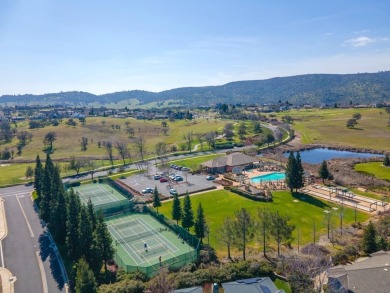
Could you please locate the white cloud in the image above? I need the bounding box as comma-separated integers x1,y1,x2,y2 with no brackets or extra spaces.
344,36,375,47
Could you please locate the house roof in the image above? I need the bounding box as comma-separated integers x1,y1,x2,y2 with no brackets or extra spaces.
328,251,390,293
201,153,258,169
171,286,203,293
222,277,285,293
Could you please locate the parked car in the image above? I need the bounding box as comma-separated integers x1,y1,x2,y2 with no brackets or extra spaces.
206,175,216,180
181,167,190,171
159,177,168,183
169,174,177,180
169,189,178,195
174,176,183,181
153,175,162,180
142,187,153,194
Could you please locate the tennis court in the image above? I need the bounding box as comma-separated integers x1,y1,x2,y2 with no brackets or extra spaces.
106,213,197,276
72,183,130,213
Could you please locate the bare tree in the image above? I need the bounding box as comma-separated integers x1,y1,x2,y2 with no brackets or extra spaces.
274,127,284,143
115,140,130,165
322,210,334,239
80,136,88,151
257,208,271,257
104,141,114,165
183,131,194,152
17,131,33,146
196,133,205,152
233,208,254,261
217,216,235,259
269,211,295,256
146,268,173,293
134,136,147,163
83,158,97,181
69,155,85,175
155,142,168,173
205,131,216,150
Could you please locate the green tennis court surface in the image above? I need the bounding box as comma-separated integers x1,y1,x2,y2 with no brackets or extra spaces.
72,183,131,214
106,213,197,276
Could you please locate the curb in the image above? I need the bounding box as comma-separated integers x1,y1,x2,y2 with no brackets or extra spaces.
0,198,8,241
0,266,16,293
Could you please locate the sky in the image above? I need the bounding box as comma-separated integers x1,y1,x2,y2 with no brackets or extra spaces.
0,0,389,95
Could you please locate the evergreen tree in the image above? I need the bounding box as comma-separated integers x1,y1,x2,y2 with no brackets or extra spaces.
34,154,44,201
79,205,101,277
152,186,161,213
171,194,182,225
384,154,390,167
96,213,115,273
285,152,296,192
40,154,54,222
378,236,389,251
87,198,97,230
67,189,82,260
318,160,331,184
194,203,207,241
75,258,98,293
181,192,194,231
294,152,304,191
362,221,378,254
257,208,271,257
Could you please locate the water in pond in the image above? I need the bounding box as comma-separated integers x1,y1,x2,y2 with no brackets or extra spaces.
284,148,383,164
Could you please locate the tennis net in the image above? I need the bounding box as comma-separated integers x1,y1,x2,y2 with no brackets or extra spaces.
114,219,140,230
115,228,162,245
142,244,167,257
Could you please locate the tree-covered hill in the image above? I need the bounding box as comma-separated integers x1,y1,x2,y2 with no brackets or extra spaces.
1,71,389,107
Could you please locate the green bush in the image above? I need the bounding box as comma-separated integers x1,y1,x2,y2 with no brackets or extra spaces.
226,187,271,202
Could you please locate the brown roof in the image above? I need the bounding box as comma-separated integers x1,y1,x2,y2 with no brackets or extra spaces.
202,153,258,168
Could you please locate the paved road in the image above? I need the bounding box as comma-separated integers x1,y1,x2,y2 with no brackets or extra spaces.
0,185,66,293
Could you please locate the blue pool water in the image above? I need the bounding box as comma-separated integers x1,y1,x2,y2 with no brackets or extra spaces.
251,172,286,183
283,148,383,164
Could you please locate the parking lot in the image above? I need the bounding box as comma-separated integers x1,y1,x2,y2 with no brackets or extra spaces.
120,166,218,199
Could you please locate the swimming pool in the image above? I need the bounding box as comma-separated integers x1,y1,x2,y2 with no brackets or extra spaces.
250,172,285,183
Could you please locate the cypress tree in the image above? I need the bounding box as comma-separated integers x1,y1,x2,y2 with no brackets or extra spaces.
194,203,207,241
96,213,115,273
40,154,54,222
362,221,378,254
75,258,98,293
152,186,161,213
384,154,390,167
294,152,304,191
318,160,330,184
285,152,296,192
66,189,82,260
171,194,182,225
181,192,194,231
34,154,44,202
87,198,97,230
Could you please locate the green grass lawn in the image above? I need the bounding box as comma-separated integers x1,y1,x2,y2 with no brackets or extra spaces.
168,153,224,171
275,108,390,151
354,161,390,181
158,190,370,256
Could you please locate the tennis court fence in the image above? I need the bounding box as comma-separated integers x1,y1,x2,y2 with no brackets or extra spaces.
97,200,134,217
115,246,198,277
144,206,201,253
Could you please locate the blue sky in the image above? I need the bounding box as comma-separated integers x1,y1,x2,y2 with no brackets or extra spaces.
0,0,389,95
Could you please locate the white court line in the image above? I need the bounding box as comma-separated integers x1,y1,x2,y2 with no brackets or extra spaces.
139,218,179,252
0,192,30,198
16,195,34,237
108,225,143,265
97,185,118,202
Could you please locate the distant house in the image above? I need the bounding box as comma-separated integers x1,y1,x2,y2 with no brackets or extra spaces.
222,277,285,293
201,153,258,174
327,251,390,293
171,287,203,293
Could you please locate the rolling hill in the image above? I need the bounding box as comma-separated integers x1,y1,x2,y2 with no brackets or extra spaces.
1,71,389,107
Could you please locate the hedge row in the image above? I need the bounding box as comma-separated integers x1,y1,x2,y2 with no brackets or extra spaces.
224,186,271,202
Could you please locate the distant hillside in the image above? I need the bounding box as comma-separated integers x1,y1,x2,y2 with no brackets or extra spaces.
1,71,390,107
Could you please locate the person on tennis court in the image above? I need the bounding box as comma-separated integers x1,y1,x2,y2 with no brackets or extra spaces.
144,242,148,251
159,255,162,266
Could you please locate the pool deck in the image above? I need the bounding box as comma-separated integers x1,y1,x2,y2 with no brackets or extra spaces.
246,170,278,180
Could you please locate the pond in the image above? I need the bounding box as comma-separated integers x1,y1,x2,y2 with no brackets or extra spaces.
284,148,383,164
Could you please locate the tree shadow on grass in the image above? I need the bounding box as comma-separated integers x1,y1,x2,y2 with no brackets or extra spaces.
291,192,331,209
